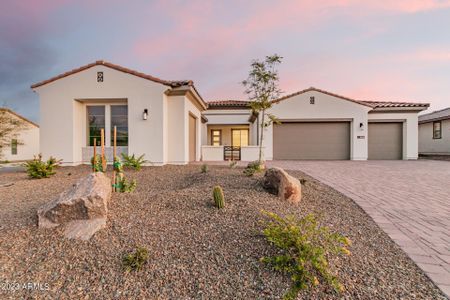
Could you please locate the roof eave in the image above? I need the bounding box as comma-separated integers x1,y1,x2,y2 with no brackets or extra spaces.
370,106,429,112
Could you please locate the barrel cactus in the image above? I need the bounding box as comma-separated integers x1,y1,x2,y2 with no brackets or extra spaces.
213,186,225,209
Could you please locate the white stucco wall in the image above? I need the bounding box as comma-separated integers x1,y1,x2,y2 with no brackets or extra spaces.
368,112,419,159
419,119,450,154
1,123,39,162
35,65,169,165
267,90,372,160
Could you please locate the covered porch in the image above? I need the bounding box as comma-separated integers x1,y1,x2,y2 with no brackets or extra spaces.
201,124,263,161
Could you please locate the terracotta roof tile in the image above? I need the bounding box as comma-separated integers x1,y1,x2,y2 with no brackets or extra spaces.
31,60,193,89
359,100,429,108
207,100,251,107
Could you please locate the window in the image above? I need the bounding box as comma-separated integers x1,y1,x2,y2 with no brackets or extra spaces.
87,106,105,146
433,121,442,139
111,105,128,146
211,130,222,146
11,139,17,155
232,129,249,147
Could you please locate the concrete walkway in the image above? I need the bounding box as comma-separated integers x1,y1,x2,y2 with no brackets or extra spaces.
268,160,450,298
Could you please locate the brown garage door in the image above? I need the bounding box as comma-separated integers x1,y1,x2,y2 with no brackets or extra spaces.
189,114,197,162
273,122,350,160
368,122,403,160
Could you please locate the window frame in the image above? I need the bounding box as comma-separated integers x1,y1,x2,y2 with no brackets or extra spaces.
11,139,17,155
210,129,222,146
86,105,106,146
433,121,442,139
110,104,128,146
231,128,249,147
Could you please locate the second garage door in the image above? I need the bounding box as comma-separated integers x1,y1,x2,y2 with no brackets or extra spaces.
368,122,403,160
273,122,350,160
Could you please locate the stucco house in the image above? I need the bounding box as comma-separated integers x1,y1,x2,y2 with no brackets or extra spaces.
31,61,429,165
418,107,450,155
0,108,40,162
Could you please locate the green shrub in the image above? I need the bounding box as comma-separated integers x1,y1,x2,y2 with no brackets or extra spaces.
213,185,225,209
261,211,351,300
243,167,256,177
122,246,149,272
243,160,263,176
115,176,137,193
121,153,147,171
23,154,61,179
201,163,208,173
91,154,107,172
229,161,237,169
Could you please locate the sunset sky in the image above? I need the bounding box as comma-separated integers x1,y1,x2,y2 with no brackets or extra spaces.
1,0,450,122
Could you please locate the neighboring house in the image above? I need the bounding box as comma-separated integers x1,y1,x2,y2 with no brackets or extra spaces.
31,61,429,165
418,107,450,155
0,108,39,161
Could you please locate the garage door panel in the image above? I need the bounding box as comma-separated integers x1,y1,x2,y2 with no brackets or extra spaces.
368,122,402,160
273,122,350,160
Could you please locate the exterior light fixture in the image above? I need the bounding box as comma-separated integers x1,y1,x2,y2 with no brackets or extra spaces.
359,122,364,130
143,109,148,120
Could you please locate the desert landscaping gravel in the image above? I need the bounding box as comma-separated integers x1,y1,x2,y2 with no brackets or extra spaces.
0,165,446,299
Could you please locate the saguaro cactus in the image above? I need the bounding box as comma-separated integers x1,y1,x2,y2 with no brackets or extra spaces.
213,186,225,209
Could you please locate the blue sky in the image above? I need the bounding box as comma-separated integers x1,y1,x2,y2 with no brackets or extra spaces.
1,0,450,122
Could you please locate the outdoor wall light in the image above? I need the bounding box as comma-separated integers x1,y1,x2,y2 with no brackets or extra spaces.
359,122,364,130
143,109,148,120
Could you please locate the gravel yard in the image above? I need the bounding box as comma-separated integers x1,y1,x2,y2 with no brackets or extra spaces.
0,165,446,299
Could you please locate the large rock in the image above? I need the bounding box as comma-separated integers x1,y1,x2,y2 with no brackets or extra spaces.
262,167,302,204
37,172,111,240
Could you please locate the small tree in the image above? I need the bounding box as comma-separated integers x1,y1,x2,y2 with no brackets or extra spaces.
242,55,283,164
0,108,26,159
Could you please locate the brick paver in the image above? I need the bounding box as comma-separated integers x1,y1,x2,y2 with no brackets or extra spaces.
268,160,450,298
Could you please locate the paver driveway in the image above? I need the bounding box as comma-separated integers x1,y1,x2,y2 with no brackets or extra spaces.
268,160,450,297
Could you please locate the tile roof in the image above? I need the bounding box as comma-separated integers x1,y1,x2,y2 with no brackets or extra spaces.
207,100,251,108
206,87,429,110
359,100,429,108
273,87,374,107
0,108,39,127
419,107,450,123
31,60,193,89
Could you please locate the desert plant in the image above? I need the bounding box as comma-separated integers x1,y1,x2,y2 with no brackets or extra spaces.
213,185,225,208
23,154,61,179
91,154,107,172
116,176,137,193
201,163,208,173
122,246,149,272
121,153,147,171
242,54,283,165
243,160,262,177
261,211,351,300
243,167,256,177
299,178,307,185
229,161,237,169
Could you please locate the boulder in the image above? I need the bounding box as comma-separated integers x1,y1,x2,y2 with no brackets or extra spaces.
262,167,301,204
37,172,111,240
